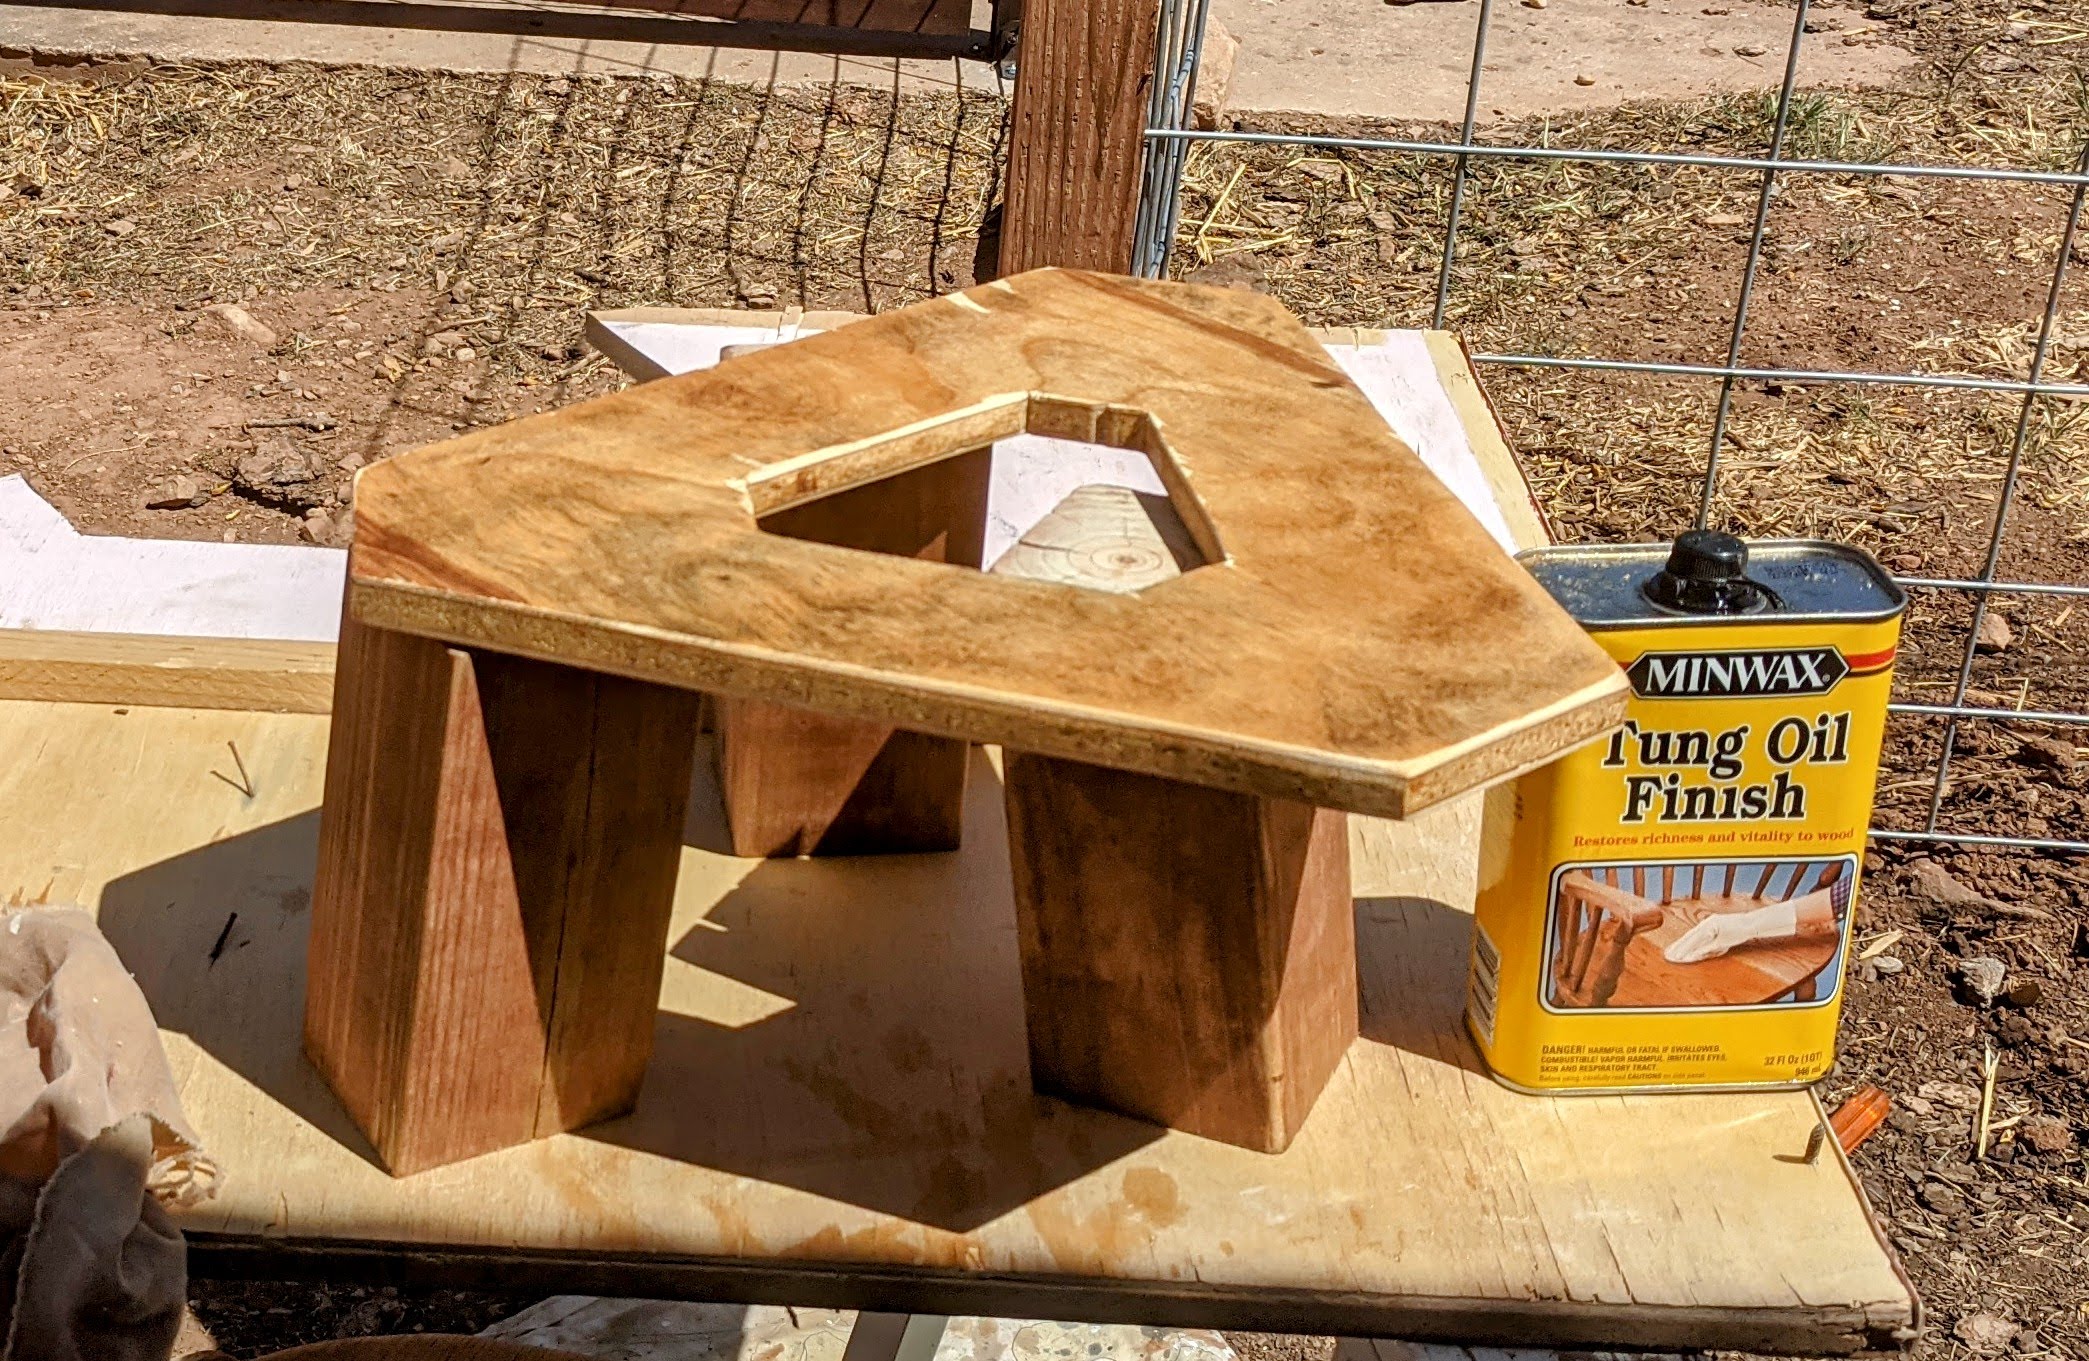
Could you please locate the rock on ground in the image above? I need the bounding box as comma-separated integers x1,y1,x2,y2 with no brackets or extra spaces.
199,302,279,350
1955,956,2008,1007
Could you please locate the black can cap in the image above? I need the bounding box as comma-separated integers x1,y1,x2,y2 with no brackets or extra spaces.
1641,529,1780,614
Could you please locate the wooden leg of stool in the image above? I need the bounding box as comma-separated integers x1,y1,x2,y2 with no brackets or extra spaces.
1001,753,1356,1153
718,449,991,858
716,698,968,857
305,610,699,1175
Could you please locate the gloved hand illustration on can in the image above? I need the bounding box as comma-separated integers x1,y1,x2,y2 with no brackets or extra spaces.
1662,870,1850,964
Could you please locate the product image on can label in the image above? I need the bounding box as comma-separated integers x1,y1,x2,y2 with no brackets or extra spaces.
1468,531,1906,1095
1543,855,1853,1013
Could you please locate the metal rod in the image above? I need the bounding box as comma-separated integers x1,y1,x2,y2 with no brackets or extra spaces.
1897,575,2089,598
1700,0,1811,527
1144,127,2089,188
1870,828,2089,853
1432,0,1496,329
1130,0,1214,277
1467,351,2089,399
1891,702,2089,725
1151,0,1214,277
1925,140,2089,832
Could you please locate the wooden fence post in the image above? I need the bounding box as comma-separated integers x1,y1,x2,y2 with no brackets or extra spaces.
999,0,1164,274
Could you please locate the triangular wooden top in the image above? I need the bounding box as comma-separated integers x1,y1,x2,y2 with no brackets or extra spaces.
350,270,1625,817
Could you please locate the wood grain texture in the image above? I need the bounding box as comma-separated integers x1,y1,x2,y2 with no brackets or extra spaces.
1002,752,1355,1152
990,484,1202,592
306,608,698,1173
719,448,989,856
999,0,1163,272
0,630,332,713
305,609,545,1174
717,699,968,856
352,270,1627,820
0,702,1914,1352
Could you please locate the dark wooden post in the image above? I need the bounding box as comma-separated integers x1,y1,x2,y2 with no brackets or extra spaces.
999,0,1164,274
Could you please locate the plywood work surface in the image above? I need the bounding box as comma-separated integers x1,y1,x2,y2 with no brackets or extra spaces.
356,270,1625,818
0,698,1911,1353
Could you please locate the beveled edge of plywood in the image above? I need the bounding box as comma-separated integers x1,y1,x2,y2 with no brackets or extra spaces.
183,1230,1916,1355
358,271,1630,820
351,576,1624,820
0,630,334,713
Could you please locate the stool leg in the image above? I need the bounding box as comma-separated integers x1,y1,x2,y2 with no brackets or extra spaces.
305,609,699,1175
1001,753,1356,1153
716,698,968,856
719,450,990,857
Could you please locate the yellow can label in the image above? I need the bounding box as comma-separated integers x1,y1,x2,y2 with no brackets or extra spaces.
1468,612,1902,1092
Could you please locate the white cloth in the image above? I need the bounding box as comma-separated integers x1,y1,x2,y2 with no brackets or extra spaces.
1663,901,1799,964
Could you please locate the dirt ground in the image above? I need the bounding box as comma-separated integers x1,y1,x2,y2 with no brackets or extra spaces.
1,0,2086,1354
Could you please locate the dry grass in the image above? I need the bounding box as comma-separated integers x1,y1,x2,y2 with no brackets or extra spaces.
2,63,1006,364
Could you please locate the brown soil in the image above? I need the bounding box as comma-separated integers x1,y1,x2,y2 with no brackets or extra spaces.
1,14,2085,1356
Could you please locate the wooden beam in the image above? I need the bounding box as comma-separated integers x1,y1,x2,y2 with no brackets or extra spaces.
304,607,699,1175
998,0,1163,273
0,630,334,713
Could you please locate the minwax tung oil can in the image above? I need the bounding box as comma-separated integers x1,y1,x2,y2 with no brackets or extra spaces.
1467,530,1906,1094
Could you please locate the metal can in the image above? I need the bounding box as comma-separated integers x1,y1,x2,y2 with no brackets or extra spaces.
1466,531,1907,1093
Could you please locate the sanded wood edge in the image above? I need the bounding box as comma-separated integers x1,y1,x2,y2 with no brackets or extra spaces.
0,631,334,713
350,579,1625,820
184,1235,1917,1354
1421,332,1552,553
1812,1086,1927,1342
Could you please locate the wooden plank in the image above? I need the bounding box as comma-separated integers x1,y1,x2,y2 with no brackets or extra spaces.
998,0,1163,273
1,700,1913,1352
353,271,1628,820
0,630,333,713
1420,332,1552,550
305,609,699,1173
1003,752,1354,1152
559,0,973,38
269,1342,591,1361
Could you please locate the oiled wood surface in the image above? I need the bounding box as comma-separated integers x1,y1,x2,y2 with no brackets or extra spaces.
352,271,1624,818
1609,893,1841,1009
0,699,1912,1353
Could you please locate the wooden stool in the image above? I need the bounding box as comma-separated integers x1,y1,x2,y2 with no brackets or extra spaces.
307,269,1626,1172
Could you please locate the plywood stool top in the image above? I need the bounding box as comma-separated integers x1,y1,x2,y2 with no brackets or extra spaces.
351,269,1625,817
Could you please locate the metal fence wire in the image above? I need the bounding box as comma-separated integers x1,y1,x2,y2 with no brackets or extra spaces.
1131,0,2089,856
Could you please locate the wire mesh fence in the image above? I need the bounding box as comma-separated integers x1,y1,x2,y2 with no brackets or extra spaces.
1133,0,2089,855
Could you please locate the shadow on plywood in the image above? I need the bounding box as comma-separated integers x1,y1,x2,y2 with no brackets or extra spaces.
96,808,388,1170
592,744,1164,1231
89,747,1476,1219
